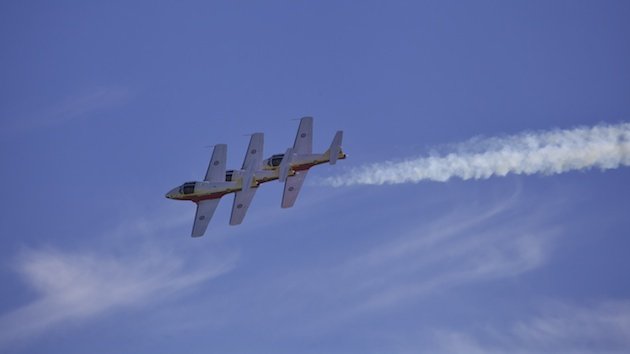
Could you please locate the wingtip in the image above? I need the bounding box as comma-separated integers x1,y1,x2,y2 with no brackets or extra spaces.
281,202,294,209
228,219,241,226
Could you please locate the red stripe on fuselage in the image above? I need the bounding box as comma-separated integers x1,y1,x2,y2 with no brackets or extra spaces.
292,162,320,171
187,191,230,203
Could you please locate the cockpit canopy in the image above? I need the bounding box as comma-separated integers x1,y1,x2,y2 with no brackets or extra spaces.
179,182,196,195
266,154,285,167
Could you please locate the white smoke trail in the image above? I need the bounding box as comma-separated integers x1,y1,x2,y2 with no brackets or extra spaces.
326,122,630,186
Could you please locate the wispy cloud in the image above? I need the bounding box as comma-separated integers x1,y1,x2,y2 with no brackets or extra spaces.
335,200,554,315
325,122,630,186
432,300,630,354
247,193,562,335
2,86,133,134
0,212,236,345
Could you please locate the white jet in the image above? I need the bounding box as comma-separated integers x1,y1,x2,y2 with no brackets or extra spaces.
165,133,278,237
166,117,346,237
262,116,346,208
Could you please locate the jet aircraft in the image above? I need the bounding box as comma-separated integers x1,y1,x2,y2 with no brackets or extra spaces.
263,117,345,208
165,117,346,237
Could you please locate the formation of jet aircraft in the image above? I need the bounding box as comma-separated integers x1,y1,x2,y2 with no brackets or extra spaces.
165,117,346,237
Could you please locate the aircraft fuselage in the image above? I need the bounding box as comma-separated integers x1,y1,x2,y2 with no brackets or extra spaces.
165,169,279,202
262,151,347,172
165,151,346,203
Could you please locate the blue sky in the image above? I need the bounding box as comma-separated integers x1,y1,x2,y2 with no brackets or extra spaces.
1,1,629,353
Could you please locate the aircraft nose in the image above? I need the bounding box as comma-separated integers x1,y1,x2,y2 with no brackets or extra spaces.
165,188,177,199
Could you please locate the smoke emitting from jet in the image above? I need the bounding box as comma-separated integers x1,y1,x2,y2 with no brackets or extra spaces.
325,122,630,186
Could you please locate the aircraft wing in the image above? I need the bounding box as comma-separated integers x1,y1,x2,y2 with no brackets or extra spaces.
204,144,227,182
281,170,308,208
191,198,221,237
292,117,313,154
241,133,263,170
229,187,257,225
229,133,264,225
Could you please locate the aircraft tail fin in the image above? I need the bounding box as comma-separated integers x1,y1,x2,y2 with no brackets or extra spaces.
325,131,343,165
